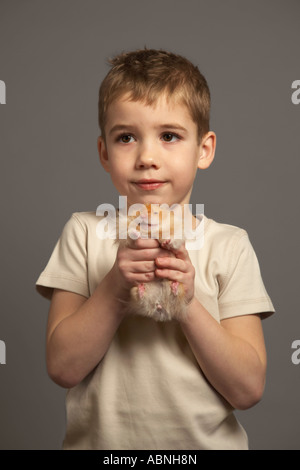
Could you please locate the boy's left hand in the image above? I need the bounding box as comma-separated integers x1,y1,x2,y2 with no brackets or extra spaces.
154,242,195,304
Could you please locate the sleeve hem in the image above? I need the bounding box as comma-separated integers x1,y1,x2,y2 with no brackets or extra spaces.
36,274,90,300
219,297,275,320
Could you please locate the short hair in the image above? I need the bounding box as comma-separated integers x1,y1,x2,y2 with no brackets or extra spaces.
98,48,210,142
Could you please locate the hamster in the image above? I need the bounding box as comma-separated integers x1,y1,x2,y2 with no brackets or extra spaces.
115,203,188,322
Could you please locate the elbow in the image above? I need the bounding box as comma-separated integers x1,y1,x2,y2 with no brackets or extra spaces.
233,392,263,411
48,371,80,389
46,337,86,388
47,358,82,389
231,380,265,411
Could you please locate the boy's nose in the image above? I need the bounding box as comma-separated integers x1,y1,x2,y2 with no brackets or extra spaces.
135,143,161,169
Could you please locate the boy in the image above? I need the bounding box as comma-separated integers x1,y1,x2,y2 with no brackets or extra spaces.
36,49,275,450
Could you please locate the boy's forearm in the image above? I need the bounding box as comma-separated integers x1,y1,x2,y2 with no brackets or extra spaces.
47,271,126,388
179,298,266,410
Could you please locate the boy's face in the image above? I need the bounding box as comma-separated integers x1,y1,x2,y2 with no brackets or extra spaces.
98,93,215,208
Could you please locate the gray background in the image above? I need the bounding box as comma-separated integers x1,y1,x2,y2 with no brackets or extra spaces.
0,0,299,450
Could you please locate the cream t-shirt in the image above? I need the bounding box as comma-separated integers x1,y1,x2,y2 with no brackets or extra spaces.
36,212,275,450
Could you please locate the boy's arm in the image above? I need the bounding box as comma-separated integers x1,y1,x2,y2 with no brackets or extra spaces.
46,238,169,388
155,244,267,410
180,303,266,410
46,274,124,389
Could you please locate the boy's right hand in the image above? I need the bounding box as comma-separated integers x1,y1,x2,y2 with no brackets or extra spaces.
110,238,173,302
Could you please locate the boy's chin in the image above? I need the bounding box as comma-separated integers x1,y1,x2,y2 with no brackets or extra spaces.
127,197,185,207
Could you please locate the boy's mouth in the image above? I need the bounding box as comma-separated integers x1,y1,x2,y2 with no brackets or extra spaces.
134,179,166,191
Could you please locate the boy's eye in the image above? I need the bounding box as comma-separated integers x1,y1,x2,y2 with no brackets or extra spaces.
119,134,134,144
162,133,179,142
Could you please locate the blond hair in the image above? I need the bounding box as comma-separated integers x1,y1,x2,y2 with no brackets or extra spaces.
98,48,210,141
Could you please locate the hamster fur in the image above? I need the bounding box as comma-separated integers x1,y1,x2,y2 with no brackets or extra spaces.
115,204,188,322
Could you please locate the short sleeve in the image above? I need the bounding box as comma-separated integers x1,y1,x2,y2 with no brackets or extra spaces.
218,232,275,320
36,213,90,300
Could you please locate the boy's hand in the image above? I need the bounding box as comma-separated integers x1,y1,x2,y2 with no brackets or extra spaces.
111,238,174,301
154,242,195,305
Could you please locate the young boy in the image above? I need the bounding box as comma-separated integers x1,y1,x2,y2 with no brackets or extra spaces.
36,49,275,450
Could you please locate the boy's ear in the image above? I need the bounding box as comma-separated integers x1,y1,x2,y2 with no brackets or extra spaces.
97,136,110,173
197,131,216,170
